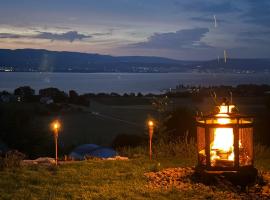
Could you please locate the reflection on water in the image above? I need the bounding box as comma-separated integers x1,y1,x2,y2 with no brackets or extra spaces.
0,72,270,94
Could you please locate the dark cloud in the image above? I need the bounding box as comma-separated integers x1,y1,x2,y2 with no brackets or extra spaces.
0,33,22,39
242,0,270,27
34,31,91,42
0,31,91,42
129,28,211,50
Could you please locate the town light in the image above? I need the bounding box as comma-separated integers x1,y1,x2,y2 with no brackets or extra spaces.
148,120,154,160
51,120,61,165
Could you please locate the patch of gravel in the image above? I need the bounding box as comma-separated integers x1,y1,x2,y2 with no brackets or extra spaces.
144,167,270,199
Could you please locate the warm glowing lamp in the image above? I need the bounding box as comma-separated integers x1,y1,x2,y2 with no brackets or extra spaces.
51,120,61,165
148,120,154,160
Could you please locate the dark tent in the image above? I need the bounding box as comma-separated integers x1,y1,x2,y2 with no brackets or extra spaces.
69,144,117,160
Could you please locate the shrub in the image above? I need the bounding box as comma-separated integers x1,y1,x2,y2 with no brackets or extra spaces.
117,135,197,161
0,150,25,170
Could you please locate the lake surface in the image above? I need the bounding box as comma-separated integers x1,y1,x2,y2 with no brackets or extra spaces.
1,72,270,94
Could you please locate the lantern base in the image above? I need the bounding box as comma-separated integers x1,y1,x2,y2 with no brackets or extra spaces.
194,165,258,188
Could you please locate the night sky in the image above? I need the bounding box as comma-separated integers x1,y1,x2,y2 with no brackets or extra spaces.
0,0,269,60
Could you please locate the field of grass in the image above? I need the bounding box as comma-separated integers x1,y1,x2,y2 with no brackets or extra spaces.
0,157,196,200
0,142,269,200
1,96,270,199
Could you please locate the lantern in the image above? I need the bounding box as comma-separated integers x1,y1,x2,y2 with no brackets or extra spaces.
196,102,255,172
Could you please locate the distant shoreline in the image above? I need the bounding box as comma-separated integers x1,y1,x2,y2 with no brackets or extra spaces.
0,71,268,74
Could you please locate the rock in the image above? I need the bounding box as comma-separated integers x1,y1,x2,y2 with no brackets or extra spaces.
105,156,129,160
34,157,56,164
22,160,38,165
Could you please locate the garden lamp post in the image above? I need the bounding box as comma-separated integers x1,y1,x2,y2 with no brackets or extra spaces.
148,120,154,160
52,120,60,165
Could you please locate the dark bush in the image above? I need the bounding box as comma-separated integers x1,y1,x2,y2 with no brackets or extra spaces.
39,87,68,103
0,150,25,170
14,86,35,97
69,90,79,103
14,86,35,102
162,107,196,141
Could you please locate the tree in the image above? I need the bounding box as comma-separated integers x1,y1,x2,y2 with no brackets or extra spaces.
151,96,171,140
69,90,79,104
39,87,68,103
162,107,196,141
14,86,35,101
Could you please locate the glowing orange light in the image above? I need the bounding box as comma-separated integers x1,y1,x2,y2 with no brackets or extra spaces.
52,120,61,132
148,120,154,127
211,105,236,163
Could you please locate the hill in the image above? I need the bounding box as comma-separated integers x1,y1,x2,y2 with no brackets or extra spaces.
0,49,270,73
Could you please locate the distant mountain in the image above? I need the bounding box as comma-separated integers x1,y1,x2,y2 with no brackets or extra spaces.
0,49,190,72
0,49,269,73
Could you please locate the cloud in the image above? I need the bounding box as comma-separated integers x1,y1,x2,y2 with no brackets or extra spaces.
0,33,23,39
190,16,226,23
0,31,91,42
128,28,211,50
34,31,91,42
241,0,270,27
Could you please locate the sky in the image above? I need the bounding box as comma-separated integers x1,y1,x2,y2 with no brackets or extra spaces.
0,0,270,60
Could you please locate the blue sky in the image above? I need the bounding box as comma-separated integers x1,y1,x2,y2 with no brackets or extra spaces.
0,0,269,60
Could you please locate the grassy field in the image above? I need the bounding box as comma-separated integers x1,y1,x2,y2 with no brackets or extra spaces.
0,157,195,200
0,143,270,200
1,96,270,199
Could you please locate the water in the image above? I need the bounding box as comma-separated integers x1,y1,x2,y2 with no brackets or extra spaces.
0,72,270,94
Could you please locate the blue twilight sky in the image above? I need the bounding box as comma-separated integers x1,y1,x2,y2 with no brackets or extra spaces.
0,0,269,60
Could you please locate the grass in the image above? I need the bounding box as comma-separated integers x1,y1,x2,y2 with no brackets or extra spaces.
0,141,270,200
0,158,192,200
0,157,241,200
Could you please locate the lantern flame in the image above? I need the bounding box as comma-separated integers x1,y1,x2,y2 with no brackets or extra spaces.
210,105,236,164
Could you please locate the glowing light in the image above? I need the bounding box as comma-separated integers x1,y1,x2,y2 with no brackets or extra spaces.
210,104,237,163
148,120,154,127
52,120,61,132
219,105,235,113
212,127,234,152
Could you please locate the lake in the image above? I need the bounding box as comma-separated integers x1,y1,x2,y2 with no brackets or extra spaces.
1,72,270,94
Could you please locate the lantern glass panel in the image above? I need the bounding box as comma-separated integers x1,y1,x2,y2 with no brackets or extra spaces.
197,127,206,166
239,127,253,166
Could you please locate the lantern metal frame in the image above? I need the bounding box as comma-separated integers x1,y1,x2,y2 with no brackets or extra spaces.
196,113,254,172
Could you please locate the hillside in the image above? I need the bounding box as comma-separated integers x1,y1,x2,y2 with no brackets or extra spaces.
0,49,270,73
0,49,188,73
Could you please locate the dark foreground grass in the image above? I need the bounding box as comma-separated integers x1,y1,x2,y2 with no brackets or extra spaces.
0,156,269,200
0,142,269,200
0,157,195,200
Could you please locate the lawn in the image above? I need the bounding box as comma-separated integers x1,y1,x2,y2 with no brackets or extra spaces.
0,153,269,200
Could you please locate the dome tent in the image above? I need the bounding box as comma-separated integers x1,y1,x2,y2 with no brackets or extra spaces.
69,144,117,160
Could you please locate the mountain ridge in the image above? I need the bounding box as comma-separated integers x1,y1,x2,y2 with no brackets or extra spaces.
0,49,269,73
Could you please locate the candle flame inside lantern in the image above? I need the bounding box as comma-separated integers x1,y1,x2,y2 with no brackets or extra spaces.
210,105,237,164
